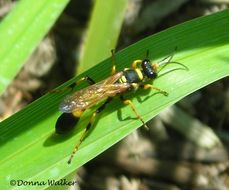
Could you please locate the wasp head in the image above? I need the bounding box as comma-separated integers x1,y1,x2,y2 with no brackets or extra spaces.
141,59,158,79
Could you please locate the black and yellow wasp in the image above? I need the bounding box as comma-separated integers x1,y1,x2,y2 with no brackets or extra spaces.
55,49,186,164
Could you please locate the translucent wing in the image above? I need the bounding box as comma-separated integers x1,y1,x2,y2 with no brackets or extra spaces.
59,72,130,113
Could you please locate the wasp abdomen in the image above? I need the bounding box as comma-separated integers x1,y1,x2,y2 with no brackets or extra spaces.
56,113,80,134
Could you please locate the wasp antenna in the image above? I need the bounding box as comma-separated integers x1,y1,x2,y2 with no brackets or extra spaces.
167,61,189,71
158,47,178,66
158,67,188,78
157,61,188,74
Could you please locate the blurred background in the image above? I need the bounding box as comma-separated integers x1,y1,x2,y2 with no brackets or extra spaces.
0,0,228,189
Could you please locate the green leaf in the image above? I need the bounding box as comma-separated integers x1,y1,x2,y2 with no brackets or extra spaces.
78,0,128,73
0,10,229,190
0,0,70,93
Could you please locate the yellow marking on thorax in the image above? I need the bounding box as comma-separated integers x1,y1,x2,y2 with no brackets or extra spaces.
132,59,142,69
135,68,143,81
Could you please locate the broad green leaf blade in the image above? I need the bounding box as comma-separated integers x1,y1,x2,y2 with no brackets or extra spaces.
0,0,70,93
78,0,127,73
0,10,229,190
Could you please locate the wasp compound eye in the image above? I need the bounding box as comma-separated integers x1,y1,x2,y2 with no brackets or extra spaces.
55,113,79,134
141,59,157,78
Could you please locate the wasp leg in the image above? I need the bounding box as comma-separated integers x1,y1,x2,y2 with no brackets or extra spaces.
140,84,168,96
67,97,113,164
120,95,148,129
50,76,96,93
72,76,95,88
111,49,117,75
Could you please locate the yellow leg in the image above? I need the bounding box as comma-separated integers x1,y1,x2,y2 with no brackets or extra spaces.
121,96,148,129
67,112,96,164
142,84,168,96
111,49,116,75
50,76,95,93
67,97,112,164
132,60,142,69
75,77,95,86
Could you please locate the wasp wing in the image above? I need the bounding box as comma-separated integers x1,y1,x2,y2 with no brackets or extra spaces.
59,72,130,113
